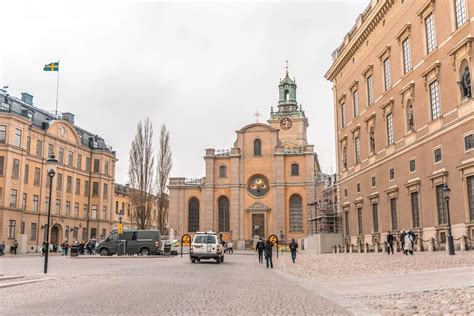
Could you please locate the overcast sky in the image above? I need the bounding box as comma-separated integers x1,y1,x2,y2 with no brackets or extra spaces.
0,0,367,184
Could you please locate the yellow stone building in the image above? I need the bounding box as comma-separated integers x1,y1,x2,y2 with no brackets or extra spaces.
169,69,321,249
0,90,116,253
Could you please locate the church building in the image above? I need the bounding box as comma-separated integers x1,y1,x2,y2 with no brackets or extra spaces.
168,68,320,249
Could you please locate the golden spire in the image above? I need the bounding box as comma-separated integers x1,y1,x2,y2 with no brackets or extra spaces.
285,60,289,78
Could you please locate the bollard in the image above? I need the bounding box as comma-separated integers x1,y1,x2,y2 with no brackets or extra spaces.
349,244,353,253
416,238,423,252
428,237,434,252
461,236,466,252
364,242,369,253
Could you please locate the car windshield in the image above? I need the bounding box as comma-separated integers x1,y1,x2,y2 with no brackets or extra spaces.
193,235,216,244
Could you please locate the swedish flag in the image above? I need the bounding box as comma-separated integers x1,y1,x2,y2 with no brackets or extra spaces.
43,62,59,71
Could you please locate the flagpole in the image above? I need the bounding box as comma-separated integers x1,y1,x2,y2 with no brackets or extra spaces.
55,60,60,116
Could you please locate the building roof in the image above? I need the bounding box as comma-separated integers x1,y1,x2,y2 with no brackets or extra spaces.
0,89,114,154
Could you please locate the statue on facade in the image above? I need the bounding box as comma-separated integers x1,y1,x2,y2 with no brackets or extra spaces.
407,103,414,131
369,127,375,154
459,66,472,98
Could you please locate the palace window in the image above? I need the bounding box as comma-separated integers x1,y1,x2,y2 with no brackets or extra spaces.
425,13,437,54
0,156,3,176
102,206,107,220
92,182,99,196
357,207,363,235
465,134,473,151
48,144,54,157
218,196,229,232
14,128,21,147
0,125,6,144
389,168,395,180
57,173,63,191
58,148,64,164
356,183,361,193
341,103,346,128
436,184,447,225
77,154,82,169
93,159,100,173
30,223,37,241
86,157,91,172
26,136,31,153
402,38,412,74
372,203,379,233
434,148,442,163
291,163,299,176
34,167,40,186
66,176,72,193
219,165,227,178
467,176,474,221
383,58,391,90
188,197,200,232
454,0,467,28
73,227,78,240
429,80,441,120
32,195,39,213
103,183,108,199
353,90,359,117
74,203,79,217
66,201,71,216
36,140,43,157
8,220,16,239
22,193,27,210
253,139,261,156
289,194,303,232
24,165,29,183
371,176,376,187
56,199,61,215
75,178,81,195
354,136,361,164
12,159,19,179
91,205,98,220
344,211,350,236
84,181,90,196
83,204,89,219
409,159,416,173
386,112,394,145
367,75,374,105
390,198,398,231
68,151,73,167
411,192,420,228
9,190,17,208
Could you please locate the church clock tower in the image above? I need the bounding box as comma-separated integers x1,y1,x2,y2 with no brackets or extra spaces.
268,62,309,147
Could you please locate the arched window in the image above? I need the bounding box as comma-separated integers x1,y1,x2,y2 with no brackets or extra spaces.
291,163,299,176
254,139,261,156
284,90,290,101
188,197,200,232
218,196,229,232
219,165,227,177
289,194,303,232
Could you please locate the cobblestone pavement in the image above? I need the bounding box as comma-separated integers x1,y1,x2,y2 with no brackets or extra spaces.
275,251,474,315
0,254,349,315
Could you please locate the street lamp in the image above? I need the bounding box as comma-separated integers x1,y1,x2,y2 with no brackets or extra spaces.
44,154,58,274
443,184,455,256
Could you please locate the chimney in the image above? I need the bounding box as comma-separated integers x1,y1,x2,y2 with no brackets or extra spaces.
21,93,33,105
62,112,75,125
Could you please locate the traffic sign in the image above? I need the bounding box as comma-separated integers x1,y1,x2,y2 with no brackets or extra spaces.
182,234,191,245
269,234,278,246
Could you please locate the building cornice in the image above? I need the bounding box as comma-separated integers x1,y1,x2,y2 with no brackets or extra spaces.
325,0,395,81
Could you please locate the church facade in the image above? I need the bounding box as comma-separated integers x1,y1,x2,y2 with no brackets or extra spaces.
168,70,320,249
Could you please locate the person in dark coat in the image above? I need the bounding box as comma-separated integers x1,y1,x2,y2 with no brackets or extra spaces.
289,239,298,263
264,239,273,269
256,239,265,263
386,231,394,254
400,230,407,254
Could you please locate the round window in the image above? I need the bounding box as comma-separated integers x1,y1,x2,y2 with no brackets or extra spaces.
247,174,270,198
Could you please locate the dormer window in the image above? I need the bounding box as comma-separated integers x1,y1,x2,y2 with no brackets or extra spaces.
254,139,261,156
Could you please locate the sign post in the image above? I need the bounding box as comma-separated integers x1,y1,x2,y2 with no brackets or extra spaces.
181,234,191,258
269,234,279,258
117,217,123,256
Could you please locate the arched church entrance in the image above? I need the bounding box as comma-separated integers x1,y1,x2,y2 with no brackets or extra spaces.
248,203,270,240
51,225,61,244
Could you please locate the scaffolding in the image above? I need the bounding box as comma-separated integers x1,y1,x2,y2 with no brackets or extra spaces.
307,173,341,234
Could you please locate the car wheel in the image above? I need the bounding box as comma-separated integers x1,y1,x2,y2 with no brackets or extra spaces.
196,258,200,262
216,257,221,264
140,248,150,256
191,258,196,263
99,248,108,256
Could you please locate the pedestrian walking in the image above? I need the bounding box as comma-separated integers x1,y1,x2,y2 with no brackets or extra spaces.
404,230,415,255
11,240,18,255
289,238,298,263
400,230,407,254
264,239,273,269
386,231,394,254
256,239,265,263
227,241,233,254
0,240,5,256
41,242,47,257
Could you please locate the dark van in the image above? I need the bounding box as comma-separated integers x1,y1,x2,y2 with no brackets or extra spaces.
96,229,161,256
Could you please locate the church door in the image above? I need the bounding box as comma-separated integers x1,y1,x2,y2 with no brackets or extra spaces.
51,225,60,244
252,214,265,239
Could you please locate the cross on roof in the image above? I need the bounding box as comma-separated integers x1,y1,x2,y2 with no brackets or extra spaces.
254,111,261,123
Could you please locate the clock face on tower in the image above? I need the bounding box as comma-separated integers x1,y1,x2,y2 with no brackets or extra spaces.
280,117,293,130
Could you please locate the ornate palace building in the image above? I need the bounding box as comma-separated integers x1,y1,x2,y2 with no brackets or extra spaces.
325,0,473,250
169,69,320,249
0,89,116,253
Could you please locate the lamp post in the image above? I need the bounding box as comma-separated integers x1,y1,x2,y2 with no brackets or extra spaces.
443,184,455,256
44,154,58,274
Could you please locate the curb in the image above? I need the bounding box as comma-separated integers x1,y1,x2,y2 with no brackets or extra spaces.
0,278,52,289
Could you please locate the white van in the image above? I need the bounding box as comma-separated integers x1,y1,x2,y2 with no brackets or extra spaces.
190,231,224,264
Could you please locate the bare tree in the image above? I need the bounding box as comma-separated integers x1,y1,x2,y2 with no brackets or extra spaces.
129,118,155,229
157,124,172,234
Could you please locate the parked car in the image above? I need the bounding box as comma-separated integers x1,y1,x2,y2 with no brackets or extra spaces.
161,239,180,255
190,231,224,264
96,229,161,256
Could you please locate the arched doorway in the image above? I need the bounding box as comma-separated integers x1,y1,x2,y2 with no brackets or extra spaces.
51,225,61,244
